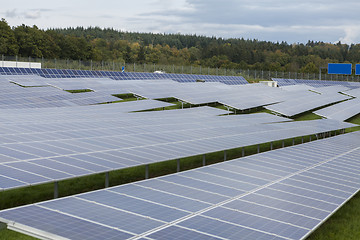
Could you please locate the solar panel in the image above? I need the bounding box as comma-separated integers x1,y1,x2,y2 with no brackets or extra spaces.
343,87,360,98
0,106,354,191
1,131,359,240
314,98,360,121
265,91,351,117
274,78,360,89
0,67,249,85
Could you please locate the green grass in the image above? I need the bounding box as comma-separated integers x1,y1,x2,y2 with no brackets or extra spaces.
307,192,360,240
65,89,93,93
293,112,323,121
0,228,37,240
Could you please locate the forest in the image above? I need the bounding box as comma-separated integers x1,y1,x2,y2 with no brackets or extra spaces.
1,18,360,73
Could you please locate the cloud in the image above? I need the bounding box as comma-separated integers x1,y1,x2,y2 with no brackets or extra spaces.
130,0,360,43
98,14,115,19
6,9,17,18
24,10,42,19
4,8,53,20
338,26,360,44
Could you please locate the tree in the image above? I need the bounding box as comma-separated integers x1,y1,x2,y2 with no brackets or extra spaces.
0,18,18,55
300,62,317,73
137,45,145,63
14,24,60,58
124,46,132,63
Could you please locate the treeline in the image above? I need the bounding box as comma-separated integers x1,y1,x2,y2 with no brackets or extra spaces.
1,18,360,73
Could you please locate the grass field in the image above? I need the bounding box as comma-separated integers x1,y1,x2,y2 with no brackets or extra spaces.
0,228,37,240
307,192,360,240
0,110,359,240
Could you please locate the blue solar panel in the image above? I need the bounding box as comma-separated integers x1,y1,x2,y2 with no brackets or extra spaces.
0,67,249,85
274,78,360,89
1,132,360,240
1,205,134,240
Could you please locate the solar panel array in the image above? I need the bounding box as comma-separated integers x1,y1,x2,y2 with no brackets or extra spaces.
0,75,121,109
314,98,360,121
343,87,360,98
5,74,332,111
265,91,350,117
273,78,360,89
0,67,249,85
280,84,350,95
1,131,359,240
0,101,354,191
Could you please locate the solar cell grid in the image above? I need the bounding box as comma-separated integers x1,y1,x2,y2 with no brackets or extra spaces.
1,132,359,240
0,67,249,85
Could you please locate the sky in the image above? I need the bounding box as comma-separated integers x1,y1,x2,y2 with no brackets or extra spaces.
2,0,360,44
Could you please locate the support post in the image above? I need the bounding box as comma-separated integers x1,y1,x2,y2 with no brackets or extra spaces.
242,147,245,157
301,137,304,144
202,154,206,166
257,144,260,153
309,135,312,141
282,140,285,148
177,159,180,172
292,138,295,146
270,142,273,150
145,165,149,179
105,172,109,188
54,182,58,199
224,150,227,161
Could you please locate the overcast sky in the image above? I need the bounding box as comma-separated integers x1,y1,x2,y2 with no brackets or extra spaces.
2,0,360,44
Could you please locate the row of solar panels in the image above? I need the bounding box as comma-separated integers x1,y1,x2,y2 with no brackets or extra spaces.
1,131,359,240
0,67,248,85
0,106,354,190
273,78,360,89
4,73,355,116
269,78,360,119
